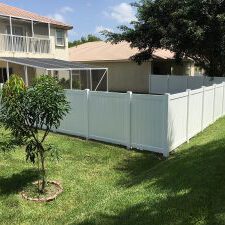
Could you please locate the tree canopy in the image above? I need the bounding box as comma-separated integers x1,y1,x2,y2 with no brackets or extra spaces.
104,0,225,76
69,34,101,48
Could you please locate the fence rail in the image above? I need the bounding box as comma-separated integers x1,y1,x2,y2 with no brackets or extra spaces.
57,82,225,157
0,34,51,54
150,75,225,94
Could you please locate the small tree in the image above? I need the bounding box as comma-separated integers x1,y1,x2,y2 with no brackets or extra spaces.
0,75,70,193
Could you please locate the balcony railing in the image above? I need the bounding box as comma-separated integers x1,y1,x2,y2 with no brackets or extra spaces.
0,34,51,54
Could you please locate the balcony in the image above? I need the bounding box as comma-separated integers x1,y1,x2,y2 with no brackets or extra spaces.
0,34,51,54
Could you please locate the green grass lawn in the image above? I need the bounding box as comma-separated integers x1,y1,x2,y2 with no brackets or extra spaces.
1,117,225,225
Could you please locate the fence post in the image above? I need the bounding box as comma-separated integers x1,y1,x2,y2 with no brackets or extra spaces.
85,89,90,140
163,93,170,157
201,86,205,131
213,84,216,122
126,91,132,149
186,76,189,90
149,75,151,94
203,76,206,86
222,82,225,115
167,75,170,93
186,89,191,143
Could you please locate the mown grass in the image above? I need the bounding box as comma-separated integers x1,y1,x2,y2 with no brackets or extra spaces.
1,117,225,225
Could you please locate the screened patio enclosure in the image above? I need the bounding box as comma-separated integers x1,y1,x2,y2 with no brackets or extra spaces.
0,57,108,91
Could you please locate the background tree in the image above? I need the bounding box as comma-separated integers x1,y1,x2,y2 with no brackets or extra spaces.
0,75,70,193
104,0,225,76
69,34,101,48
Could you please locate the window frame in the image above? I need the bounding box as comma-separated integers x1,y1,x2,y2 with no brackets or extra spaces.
55,29,65,47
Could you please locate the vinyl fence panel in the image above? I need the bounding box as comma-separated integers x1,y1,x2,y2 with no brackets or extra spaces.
202,86,214,129
168,76,188,94
150,75,225,94
58,90,88,137
188,88,203,137
168,92,188,150
188,76,204,90
214,84,224,120
150,75,168,94
131,94,167,154
88,92,130,146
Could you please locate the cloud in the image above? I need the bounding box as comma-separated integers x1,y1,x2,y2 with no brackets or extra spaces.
47,6,74,23
48,13,65,22
104,3,136,24
60,6,74,14
95,26,113,33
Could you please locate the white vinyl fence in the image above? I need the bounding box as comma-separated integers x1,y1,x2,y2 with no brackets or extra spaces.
57,82,225,157
150,75,225,94
168,84,225,150
58,90,168,156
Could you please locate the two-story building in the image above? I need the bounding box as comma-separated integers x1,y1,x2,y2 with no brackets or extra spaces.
0,3,108,90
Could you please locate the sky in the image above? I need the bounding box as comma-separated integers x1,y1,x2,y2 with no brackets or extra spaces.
0,0,136,41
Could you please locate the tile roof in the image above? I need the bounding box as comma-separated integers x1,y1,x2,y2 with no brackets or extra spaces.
69,41,176,62
0,2,73,29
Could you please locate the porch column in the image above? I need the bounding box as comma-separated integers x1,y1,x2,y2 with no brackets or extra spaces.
6,62,10,81
48,23,51,38
31,20,34,37
79,70,82,89
31,20,34,53
24,66,28,86
70,70,73,90
9,16,13,52
90,69,92,91
106,69,109,92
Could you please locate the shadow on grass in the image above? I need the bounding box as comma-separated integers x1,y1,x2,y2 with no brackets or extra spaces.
72,138,225,225
115,152,164,187
0,169,39,196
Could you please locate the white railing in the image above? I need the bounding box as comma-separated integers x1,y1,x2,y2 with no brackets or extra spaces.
0,34,51,54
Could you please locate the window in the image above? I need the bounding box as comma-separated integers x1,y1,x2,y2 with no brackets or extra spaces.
55,29,65,46
7,26,24,36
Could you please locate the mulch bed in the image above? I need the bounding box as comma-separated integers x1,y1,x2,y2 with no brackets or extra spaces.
21,181,63,203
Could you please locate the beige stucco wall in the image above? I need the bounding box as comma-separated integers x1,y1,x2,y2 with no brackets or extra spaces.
81,61,151,93
0,18,69,60
75,60,197,93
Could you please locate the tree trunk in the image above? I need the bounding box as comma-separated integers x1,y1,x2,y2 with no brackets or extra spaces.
39,146,46,193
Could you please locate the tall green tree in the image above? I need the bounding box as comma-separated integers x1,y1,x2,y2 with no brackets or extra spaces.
69,34,101,48
0,75,70,193
104,0,225,76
